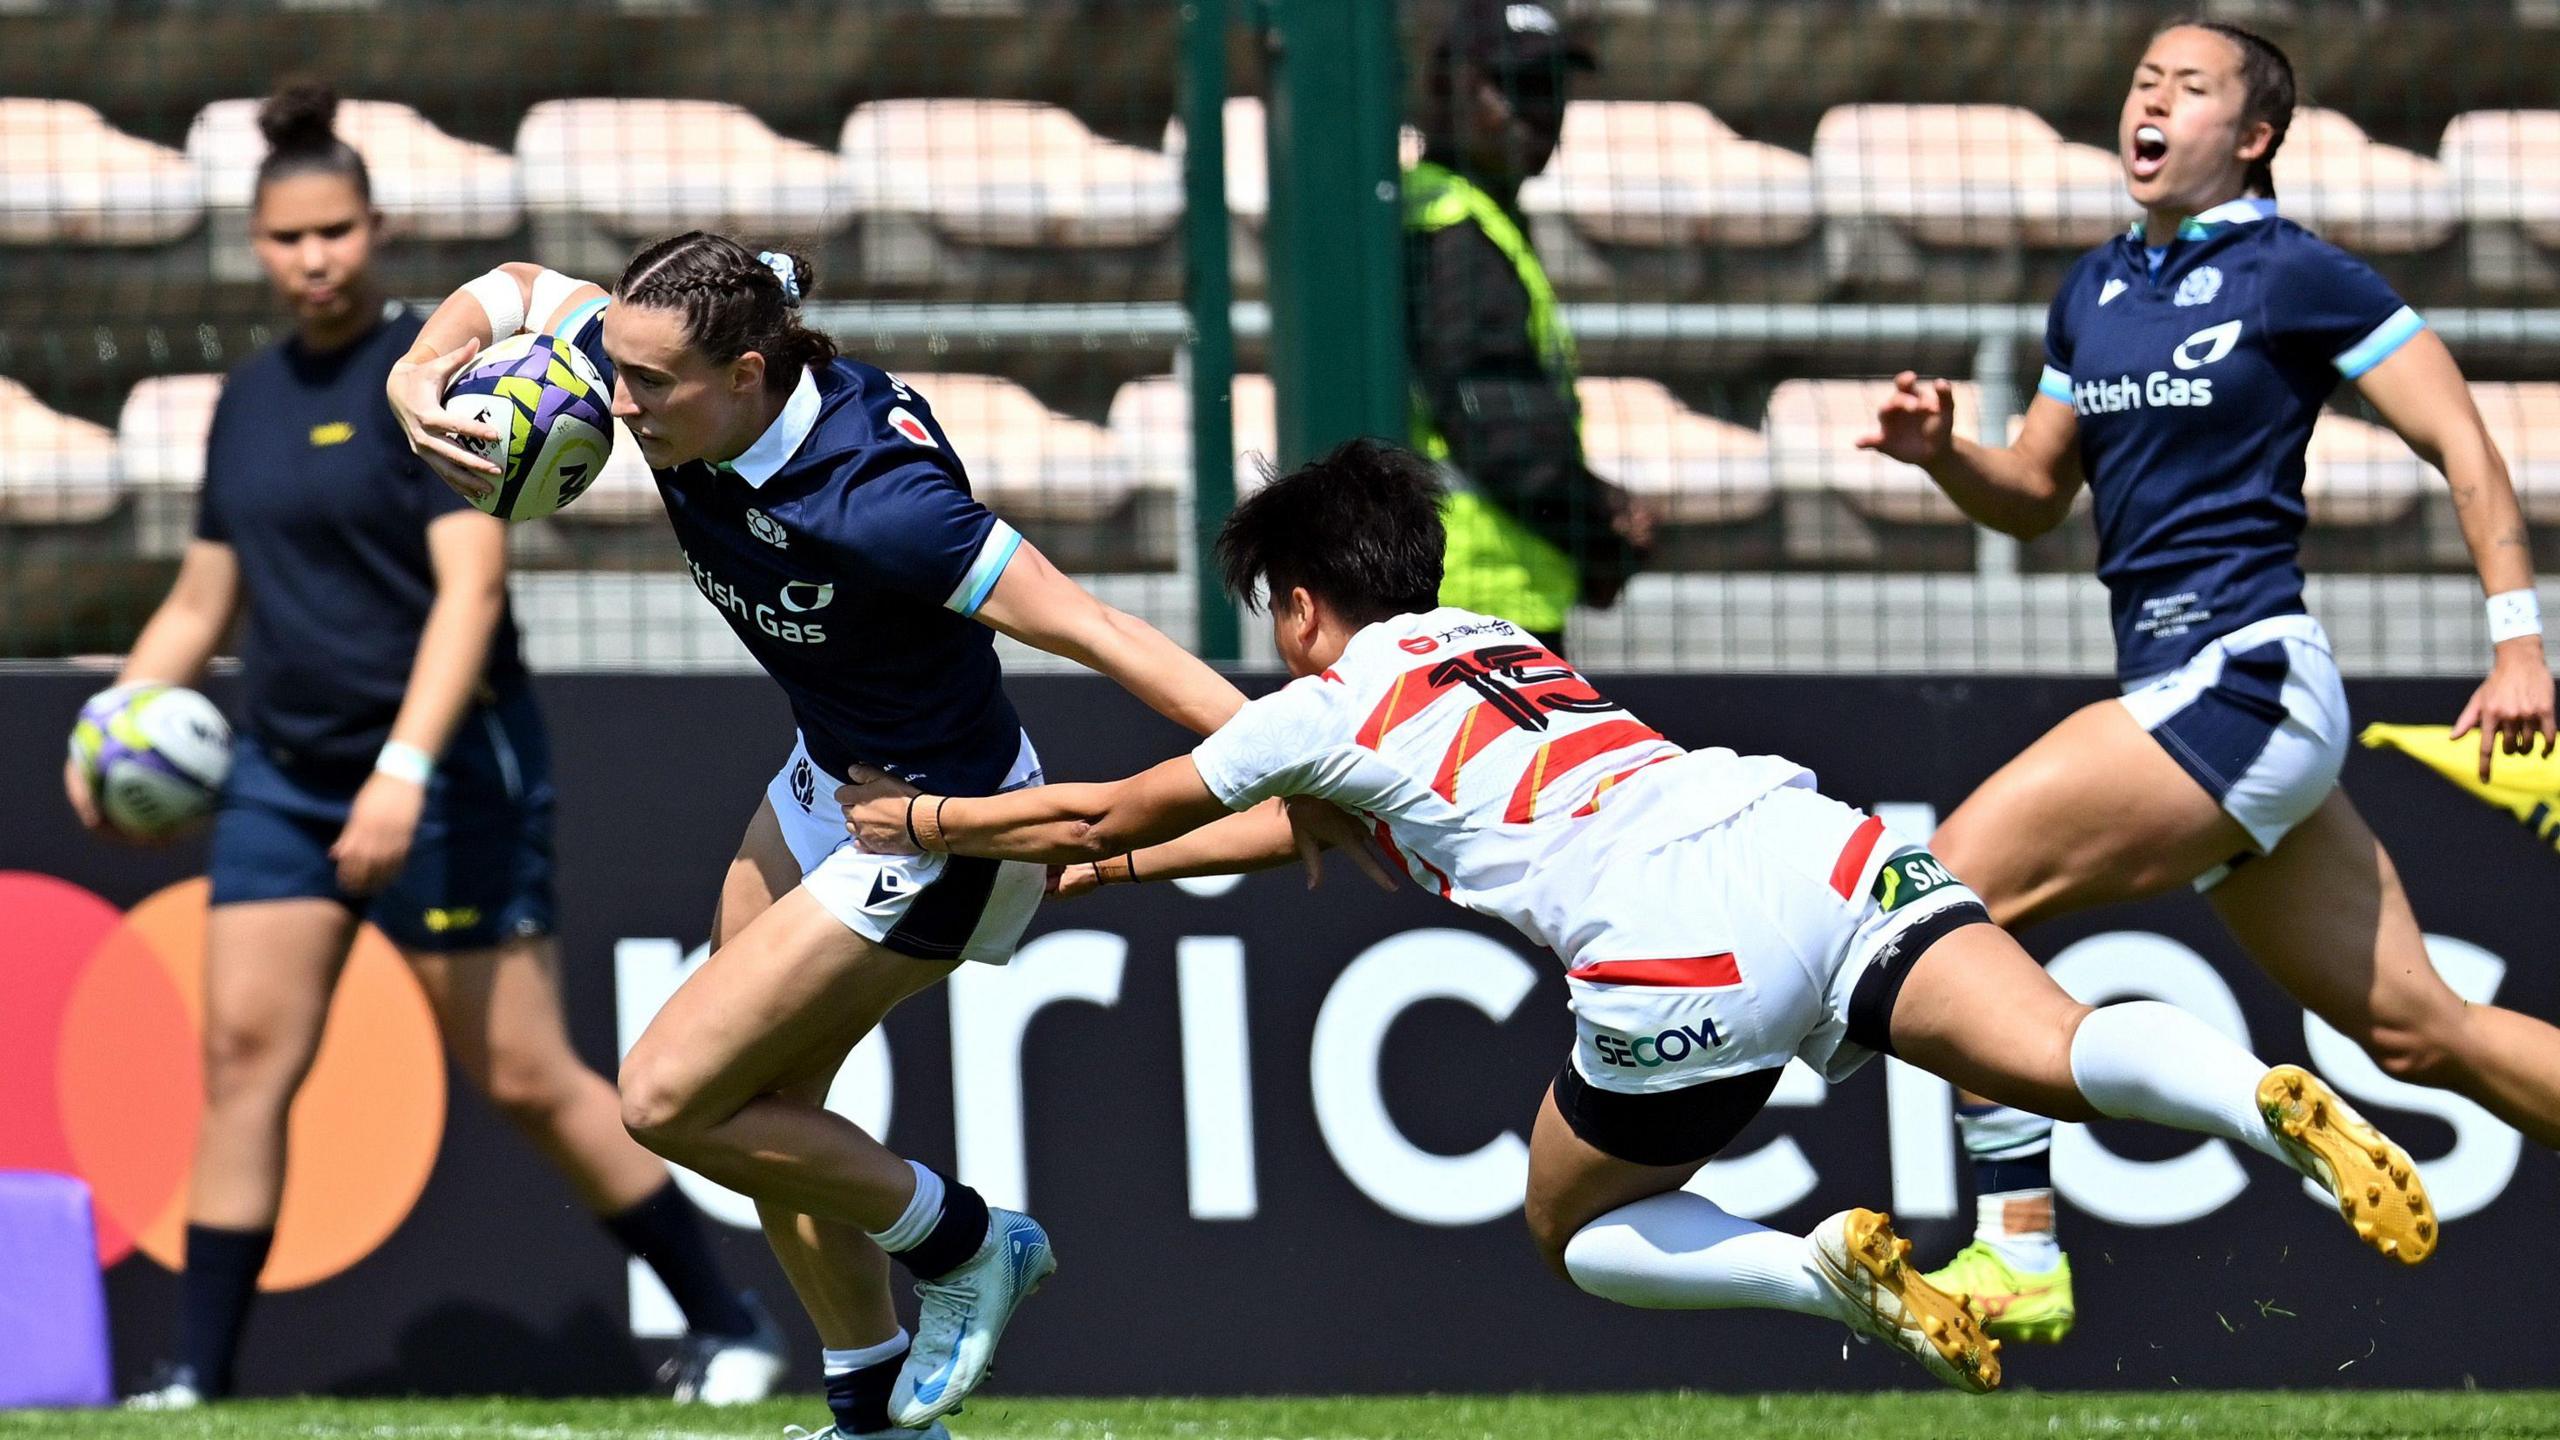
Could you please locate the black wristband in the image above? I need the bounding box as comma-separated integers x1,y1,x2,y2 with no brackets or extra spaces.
903,795,923,851
1126,850,1142,884
932,795,951,853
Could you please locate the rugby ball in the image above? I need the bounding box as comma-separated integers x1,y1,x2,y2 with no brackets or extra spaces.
442,331,615,522
69,683,232,840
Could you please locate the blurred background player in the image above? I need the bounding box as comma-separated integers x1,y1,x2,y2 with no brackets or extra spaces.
1861,19,2560,1343
386,232,1355,1435
65,81,780,1409
1408,0,1653,654
840,438,2441,1396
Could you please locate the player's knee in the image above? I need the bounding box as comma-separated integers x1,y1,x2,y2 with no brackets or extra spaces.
476,1046,576,1129
616,1054,704,1153
200,1021,306,1108
1521,1200,1579,1281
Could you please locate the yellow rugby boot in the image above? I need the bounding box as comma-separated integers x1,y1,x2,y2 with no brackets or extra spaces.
1812,1209,2003,1393
2258,1064,2438,1265
1925,1241,2076,1344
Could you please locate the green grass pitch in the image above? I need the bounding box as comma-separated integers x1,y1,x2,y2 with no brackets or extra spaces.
6,1393,2560,1440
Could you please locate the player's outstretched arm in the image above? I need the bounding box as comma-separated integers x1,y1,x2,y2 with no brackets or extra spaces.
840,755,1234,865
971,542,1246,735
1856,374,2086,539
2357,331,2557,777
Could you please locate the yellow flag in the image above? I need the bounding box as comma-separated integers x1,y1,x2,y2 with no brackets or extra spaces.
2358,723,2560,853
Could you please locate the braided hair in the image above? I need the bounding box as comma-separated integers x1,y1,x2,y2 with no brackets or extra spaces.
614,232,838,396
2162,18,2297,200
254,77,372,206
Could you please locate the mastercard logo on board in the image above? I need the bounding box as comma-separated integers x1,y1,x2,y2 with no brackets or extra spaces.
0,872,446,1290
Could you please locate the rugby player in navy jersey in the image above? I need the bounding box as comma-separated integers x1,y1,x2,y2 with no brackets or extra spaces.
1861,19,2560,1341
80,84,777,1409
385,232,1364,1435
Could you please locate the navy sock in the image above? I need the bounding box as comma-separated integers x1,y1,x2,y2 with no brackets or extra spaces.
1976,1151,2053,1197
900,1178,991,1282
179,1224,273,1398
825,1345,907,1435
601,1182,756,1340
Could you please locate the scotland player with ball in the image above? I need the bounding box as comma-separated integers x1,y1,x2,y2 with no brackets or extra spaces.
388,231,1355,1435
76,81,777,1410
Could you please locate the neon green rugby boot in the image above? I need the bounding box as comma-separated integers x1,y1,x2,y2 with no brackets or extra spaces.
1925,1241,2076,1343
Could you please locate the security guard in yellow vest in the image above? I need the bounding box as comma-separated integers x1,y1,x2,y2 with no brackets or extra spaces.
1408,0,1652,652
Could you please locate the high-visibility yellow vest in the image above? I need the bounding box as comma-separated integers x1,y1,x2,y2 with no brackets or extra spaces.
1405,160,1582,635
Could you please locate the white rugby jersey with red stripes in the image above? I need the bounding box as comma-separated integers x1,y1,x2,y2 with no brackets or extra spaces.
1189,607,1987,1093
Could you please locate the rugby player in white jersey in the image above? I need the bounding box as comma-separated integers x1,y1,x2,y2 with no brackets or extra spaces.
840,439,2440,1392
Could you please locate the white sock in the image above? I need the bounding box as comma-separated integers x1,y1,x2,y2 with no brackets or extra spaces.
822,1329,909,1376
863,1160,945,1252
2068,1001,2288,1165
1563,1191,1848,1322
1974,1190,2061,1272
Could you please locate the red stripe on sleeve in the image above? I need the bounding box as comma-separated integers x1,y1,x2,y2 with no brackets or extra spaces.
1829,814,1888,899
1566,954,1743,988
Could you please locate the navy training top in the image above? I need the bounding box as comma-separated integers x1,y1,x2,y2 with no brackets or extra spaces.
195,303,528,776
560,299,1028,795
2036,200,2424,682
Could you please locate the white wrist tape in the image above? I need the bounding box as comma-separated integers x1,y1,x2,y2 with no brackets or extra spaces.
374,741,436,785
461,270,525,341
2487,589,2542,645
527,268,588,333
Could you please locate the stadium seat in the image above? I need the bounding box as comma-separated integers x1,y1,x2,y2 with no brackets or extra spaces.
1765,379,1976,524
2472,382,2560,525
0,378,119,524
1810,104,2121,249
187,98,521,240
2272,108,2457,255
895,372,1131,522
0,98,201,245
114,374,221,497
1165,97,1421,229
842,99,1181,249
2303,412,2430,527
1577,377,1772,524
1105,372,1278,497
1519,102,1817,249
515,100,853,241
2441,111,2560,245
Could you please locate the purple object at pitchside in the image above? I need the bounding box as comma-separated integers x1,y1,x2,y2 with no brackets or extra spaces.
0,1172,113,1408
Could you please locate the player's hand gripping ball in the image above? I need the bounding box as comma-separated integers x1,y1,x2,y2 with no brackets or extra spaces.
68,683,232,840
440,331,615,521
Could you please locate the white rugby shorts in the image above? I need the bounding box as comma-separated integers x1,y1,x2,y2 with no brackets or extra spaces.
764,732,1048,965
2118,613,2348,882
1561,783,1989,1095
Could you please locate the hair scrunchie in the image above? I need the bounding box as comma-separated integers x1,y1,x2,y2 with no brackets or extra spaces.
757,250,802,304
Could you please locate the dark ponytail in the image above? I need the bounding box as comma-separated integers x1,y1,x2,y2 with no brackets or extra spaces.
614,231,838,396
2164,18,2296,199
253,77,371,206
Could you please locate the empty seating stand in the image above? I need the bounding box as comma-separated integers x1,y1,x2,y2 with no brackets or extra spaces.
843,99,1183,301
1812,104,2120,301
1106,372,1278,501
516,99,853,280
2441,111,2560,297
113,373,220,559
1766,378,1982,569
188,98,522,288
1576,376,1777,568
894,372,1167,571
1521,101,1820,301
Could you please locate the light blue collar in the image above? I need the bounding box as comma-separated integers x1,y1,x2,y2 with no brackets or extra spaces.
2128,196,2278,242
718,367,821,488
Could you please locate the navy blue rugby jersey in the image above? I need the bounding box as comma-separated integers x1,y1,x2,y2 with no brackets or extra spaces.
2036,199,2424,682
197,302,528,775
559,299,1027,794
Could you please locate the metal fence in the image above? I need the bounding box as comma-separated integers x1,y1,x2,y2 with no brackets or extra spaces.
2,0,2555,674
